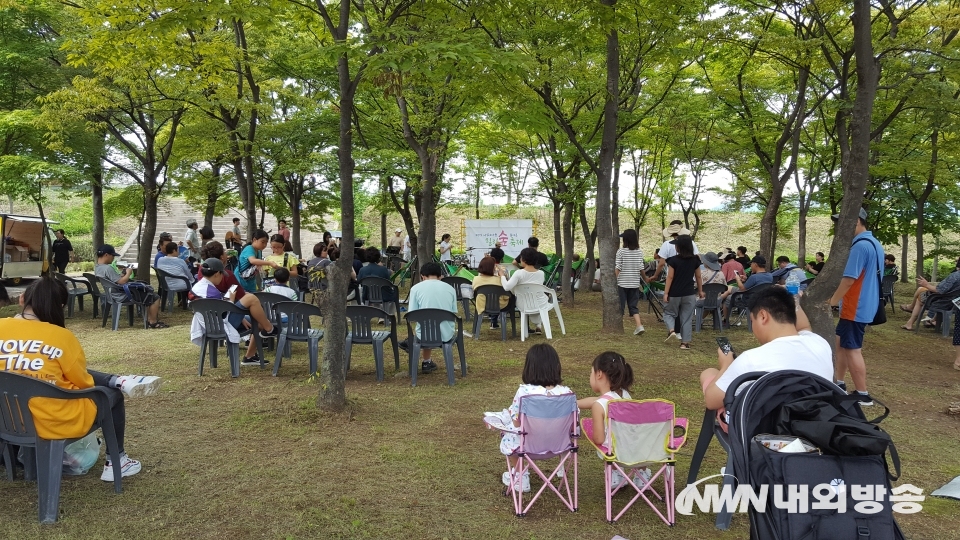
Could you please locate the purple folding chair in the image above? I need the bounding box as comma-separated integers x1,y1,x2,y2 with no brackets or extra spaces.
581,399,688,525
492,393,579,517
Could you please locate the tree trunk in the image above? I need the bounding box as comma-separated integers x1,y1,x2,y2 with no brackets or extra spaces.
416,166,439,265
597,0,622,333
561,201,575,302
611,147,621,235
914,129,938,279
380,212,387,252
137,178,159,285
797,202,807,267
802,0,878,354
318,52,357,412
91,161,105,249
900,234,909,283
552,200,563,259
291,198,303,257
758,184,783,259
579,203,597,293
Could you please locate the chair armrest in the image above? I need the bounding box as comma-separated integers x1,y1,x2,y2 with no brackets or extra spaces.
579,418,610,457
669,417,689,451
62,275,90,290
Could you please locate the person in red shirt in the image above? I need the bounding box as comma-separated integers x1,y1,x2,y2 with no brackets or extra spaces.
278,220,290,243
198,241,246,301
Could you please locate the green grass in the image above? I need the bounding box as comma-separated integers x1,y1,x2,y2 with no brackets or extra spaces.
0,283,958,539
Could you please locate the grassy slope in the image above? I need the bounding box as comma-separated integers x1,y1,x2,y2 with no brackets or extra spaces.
0,284,957,539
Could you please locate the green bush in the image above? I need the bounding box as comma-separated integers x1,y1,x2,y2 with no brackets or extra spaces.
922,258,957,280
58,202,95,237
70,240,95,263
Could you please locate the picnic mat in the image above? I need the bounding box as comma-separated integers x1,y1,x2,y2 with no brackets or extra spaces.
932,476,960,500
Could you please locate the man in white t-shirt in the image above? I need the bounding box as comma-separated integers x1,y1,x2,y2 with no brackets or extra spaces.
651,221,699,281
700,286,833,411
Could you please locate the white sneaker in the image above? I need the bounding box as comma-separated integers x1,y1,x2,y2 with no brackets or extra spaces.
633,468,653,487
117,375,161,398
634,325,645,335
501,470,531,492
610,469,626,489
100,453,142,482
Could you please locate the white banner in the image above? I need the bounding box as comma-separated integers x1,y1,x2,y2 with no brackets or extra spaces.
465,219,533,259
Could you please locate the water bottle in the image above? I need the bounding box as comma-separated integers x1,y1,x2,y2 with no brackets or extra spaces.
785,272,800,306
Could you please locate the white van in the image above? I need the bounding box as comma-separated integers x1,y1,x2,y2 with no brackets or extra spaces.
1,215,53,284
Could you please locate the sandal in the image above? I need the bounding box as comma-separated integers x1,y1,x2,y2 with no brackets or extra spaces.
679,343,690,350
149,321,169,329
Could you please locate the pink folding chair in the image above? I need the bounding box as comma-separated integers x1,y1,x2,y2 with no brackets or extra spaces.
581,399,688,525
488,393,579,517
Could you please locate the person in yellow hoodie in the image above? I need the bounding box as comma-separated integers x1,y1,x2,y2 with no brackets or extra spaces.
0,276,161,482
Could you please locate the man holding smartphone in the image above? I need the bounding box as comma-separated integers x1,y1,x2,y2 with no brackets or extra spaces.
700,287,833,412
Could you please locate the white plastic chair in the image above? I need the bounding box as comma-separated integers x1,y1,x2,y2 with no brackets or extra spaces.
513,283,566,341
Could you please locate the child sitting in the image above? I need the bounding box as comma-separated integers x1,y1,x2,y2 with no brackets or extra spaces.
577,351,650,488
264,267,298,301
496,343,572,492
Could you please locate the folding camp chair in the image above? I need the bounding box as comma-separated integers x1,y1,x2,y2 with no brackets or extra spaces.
642,281,665,323
581,399,687,524
488,393,579,517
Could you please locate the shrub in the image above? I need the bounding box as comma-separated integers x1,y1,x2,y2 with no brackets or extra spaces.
922,258,958,280
70,240,95,264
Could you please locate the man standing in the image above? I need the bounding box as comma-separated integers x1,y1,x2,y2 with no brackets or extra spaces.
95,245,166,329
184,219,201,261
402,233,411,261
651,221,699,281
387,228,404,254
226,217,244,250
51,229,75,274
278,220,290,243
402,262,457,374
829,208,884,406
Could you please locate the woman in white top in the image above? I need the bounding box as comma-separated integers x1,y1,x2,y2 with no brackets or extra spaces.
438,233,452,262
498,247,548,333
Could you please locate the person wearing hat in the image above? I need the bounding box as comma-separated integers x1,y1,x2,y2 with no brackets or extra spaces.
190,257,281,365
651,220,699,282
183,219,201,261
387,228,404,254
154,232,175,267
95,244,167,329
828,207,884,406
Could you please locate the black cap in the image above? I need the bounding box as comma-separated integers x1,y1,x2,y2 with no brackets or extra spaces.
96,244,118,257
751,255,766,267
201,258,224,273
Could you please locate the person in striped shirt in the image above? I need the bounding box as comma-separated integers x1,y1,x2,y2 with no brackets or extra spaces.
616,229,647,335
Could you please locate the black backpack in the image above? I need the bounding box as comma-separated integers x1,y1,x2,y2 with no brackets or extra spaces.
724,371,906,540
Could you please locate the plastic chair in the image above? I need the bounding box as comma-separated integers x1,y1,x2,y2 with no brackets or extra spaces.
513,283,565,341
472,284,517,340
95,276,147,331
581,399,688,525
441,276,474,322
914,284,960,337
82,272,104,319
54,272,90,318
881,274,897,315
695,283,729,332
358,276,401,316
154,267,192,311
345,305,400,382
403,308,466,386
189,298,262,377
486,393,579,517
0,371,124,523
272,301,324,376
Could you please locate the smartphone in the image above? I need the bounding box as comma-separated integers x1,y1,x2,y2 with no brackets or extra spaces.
228,284,238,296
733,270,740,277
716,336,734,356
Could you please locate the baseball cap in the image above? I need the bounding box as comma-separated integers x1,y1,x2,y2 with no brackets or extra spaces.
751,255,766,267
201,258,224,273
159,231,173,241
831,208,868,222
96,244,118,257
395,228,402,233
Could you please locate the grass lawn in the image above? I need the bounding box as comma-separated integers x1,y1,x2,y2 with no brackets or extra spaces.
1,284,959,539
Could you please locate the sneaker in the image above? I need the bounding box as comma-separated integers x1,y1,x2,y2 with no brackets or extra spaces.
633,325,645,335
241,354,262,366
855,393,874,407
534,326,543,335
502,470,531,492
259,325,280,339
836,381,847,392
610,469,627,490
421,361,438,374
399,340,410,351
664,332,680,342
117,375,161,398
462,331,473,338
633,468,653,487
100,453,141,482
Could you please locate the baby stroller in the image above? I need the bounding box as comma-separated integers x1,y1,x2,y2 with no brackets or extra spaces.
690,370,906,540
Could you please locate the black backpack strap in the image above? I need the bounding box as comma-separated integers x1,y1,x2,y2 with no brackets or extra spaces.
856,518,872,539
886,440,901,481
